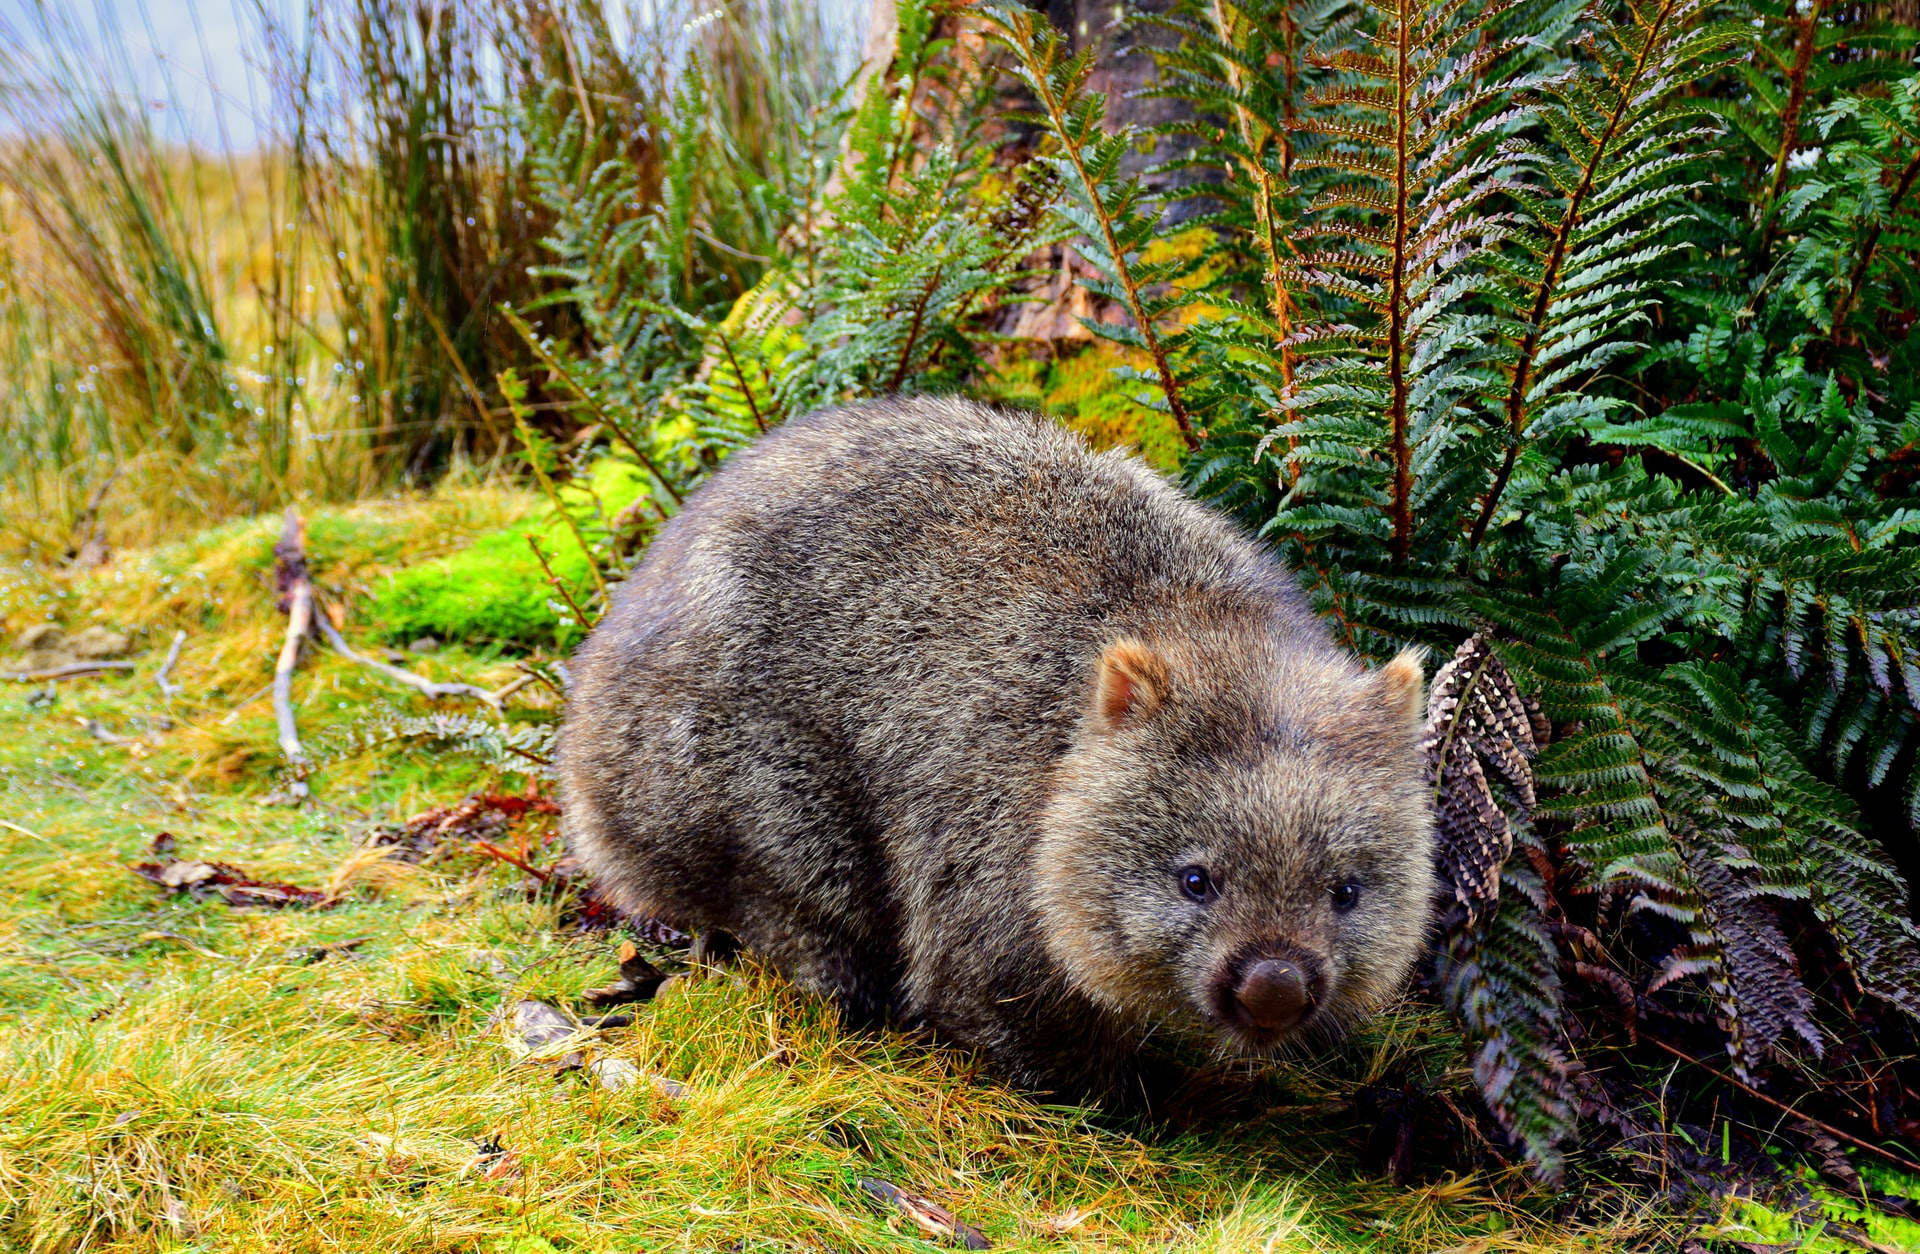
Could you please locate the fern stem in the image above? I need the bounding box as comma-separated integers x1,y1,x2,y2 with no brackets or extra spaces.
1753,0,1826,274
1207,0,1299,420
507,389,609,608
1387,0,1414,565
498,304,686,507
1012,23,1199,450
525,533,594,637
886,264,943,393
1826,145,1920,347
1468,0,1685,552
715,332,772,433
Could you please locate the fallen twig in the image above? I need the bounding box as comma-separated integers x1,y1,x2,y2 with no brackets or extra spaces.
583,940,667,1007
471,838,555,885
81,717,140,746
313,611,524,711
271,508,313,796
2,660,136,682
858,1178,990,1250
155,629,186,698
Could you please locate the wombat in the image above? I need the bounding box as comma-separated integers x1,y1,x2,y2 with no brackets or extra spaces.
559,396,1436,1105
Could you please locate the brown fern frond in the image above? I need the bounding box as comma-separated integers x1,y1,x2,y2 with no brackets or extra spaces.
1422,633,1544,918
1682,849,1824,1079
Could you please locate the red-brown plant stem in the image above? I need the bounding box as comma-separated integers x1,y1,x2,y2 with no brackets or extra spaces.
1646,1038,1920,1176
1467,0,1683,552
886,266,943,393
1209,0,1299,457
715,332,771,432
1387,6,1414,564
472,839,555,885
1014,18,1199,450
1754,0,1827,274
1827,145,1920,345
526,534,592,631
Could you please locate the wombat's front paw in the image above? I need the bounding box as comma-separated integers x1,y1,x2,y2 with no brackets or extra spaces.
688,929,740,970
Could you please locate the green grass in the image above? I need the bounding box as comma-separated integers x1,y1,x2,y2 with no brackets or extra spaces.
0,487,1898,1252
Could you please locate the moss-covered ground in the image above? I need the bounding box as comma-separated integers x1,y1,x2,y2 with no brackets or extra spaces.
0,485,1909,1252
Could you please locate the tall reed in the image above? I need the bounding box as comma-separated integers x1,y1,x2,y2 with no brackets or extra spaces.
0,0,859,559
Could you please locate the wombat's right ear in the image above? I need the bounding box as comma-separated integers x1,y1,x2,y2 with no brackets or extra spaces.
1379,646,1427,731
1094,639,1170,730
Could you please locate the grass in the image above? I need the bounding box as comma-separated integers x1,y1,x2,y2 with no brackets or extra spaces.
0,486,1698,1253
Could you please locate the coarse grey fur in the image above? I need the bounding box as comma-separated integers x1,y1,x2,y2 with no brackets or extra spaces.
559,396,1436,1106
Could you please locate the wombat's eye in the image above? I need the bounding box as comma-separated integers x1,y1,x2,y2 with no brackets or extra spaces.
1178,865,1218,904
1330,881,1362,912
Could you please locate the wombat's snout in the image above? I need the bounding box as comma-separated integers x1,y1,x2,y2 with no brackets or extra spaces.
1221,947,1326,1037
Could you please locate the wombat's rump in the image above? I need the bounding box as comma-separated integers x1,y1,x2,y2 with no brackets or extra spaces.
559,397,1435,1103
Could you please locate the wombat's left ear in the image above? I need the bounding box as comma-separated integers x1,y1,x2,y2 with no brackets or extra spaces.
1380,647,1427,731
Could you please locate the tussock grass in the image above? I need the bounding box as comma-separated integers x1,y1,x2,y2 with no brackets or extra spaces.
0,493,1680,1252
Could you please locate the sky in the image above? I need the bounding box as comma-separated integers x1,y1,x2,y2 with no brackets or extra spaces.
0,0,869,152
0,0,275,147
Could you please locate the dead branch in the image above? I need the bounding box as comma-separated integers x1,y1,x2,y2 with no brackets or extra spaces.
155,629,186,698
2,660,136,681
313,610,526,711
471,838,555,885
81,717,139,745
858,1178,990,1250
272,508,313,795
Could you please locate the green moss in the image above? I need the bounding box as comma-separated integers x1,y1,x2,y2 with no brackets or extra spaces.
362,458,651,650
979,343,1188,473
1711,1165,1920,1251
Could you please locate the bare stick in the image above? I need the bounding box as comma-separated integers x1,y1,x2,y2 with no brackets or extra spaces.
471,839,554,885
490,674,537,704
155,629,186,698
271,508,313,793
312,611,518,711
3,661,136,682
80,717,140,745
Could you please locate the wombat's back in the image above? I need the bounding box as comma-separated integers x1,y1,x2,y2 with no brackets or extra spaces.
558,396,1336,1044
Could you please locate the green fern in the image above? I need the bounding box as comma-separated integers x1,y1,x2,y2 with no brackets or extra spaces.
1000,0,1920,1182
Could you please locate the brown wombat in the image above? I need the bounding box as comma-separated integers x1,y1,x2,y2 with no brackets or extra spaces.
559,397,1436,1104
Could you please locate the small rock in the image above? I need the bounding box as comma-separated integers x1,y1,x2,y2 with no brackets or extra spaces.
69,626,131,660
589,1057,641,1092
408,636,440,655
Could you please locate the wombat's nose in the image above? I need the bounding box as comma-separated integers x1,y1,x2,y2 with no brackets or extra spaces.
1235,958,1314,1033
